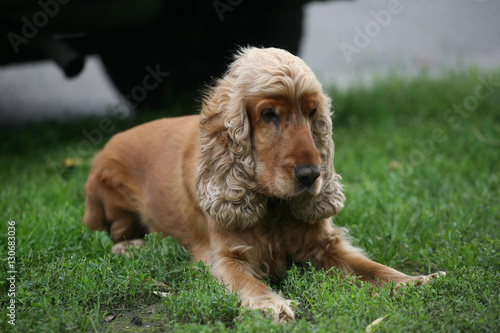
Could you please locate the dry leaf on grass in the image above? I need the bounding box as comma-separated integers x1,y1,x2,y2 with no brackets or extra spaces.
103,313,118,322
152,291,172,297
143,277,172,290
365,315,389,333
62,157,82,169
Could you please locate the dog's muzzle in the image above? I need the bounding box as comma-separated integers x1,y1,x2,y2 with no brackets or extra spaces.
294,165,321,187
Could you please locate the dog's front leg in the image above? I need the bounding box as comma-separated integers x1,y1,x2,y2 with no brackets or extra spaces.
209,250,295,322
304,222,445,287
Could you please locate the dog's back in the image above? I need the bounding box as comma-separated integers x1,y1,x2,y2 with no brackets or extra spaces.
83,115,209,254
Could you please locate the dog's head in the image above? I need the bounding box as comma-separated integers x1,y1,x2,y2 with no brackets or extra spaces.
195,47,345,229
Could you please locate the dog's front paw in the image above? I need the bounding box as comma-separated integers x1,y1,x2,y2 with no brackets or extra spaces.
396,271,446,288
242,295,296,322
111,239,145,257
413,271,446,285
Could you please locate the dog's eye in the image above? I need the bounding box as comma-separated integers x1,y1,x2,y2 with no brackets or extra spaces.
262,109,278,123
309,108,318,120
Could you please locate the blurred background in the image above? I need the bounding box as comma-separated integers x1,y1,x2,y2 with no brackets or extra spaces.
1,0,499,125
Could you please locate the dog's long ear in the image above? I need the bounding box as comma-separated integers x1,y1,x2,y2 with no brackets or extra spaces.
289,92,345,222
194,69,268,230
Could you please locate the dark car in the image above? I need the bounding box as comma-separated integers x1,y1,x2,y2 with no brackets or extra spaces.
1,0,339,109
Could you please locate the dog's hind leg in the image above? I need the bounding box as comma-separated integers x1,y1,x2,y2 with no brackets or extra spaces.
82,173,109,234
83,167,148,244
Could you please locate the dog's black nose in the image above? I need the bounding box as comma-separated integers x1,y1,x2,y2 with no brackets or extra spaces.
294,165,321,186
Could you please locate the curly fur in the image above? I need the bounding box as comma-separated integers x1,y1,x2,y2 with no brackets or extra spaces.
195,47,344,227
83,47,445,323
195,62,268,229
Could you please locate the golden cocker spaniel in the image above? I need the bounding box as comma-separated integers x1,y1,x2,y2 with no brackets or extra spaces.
83,47,444,322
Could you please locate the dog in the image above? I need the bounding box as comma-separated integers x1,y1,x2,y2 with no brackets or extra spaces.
83,47,444,322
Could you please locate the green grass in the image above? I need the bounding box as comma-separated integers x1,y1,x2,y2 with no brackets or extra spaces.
1,69,499,332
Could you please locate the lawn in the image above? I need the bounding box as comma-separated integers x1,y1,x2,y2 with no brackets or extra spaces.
1,69,499,332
